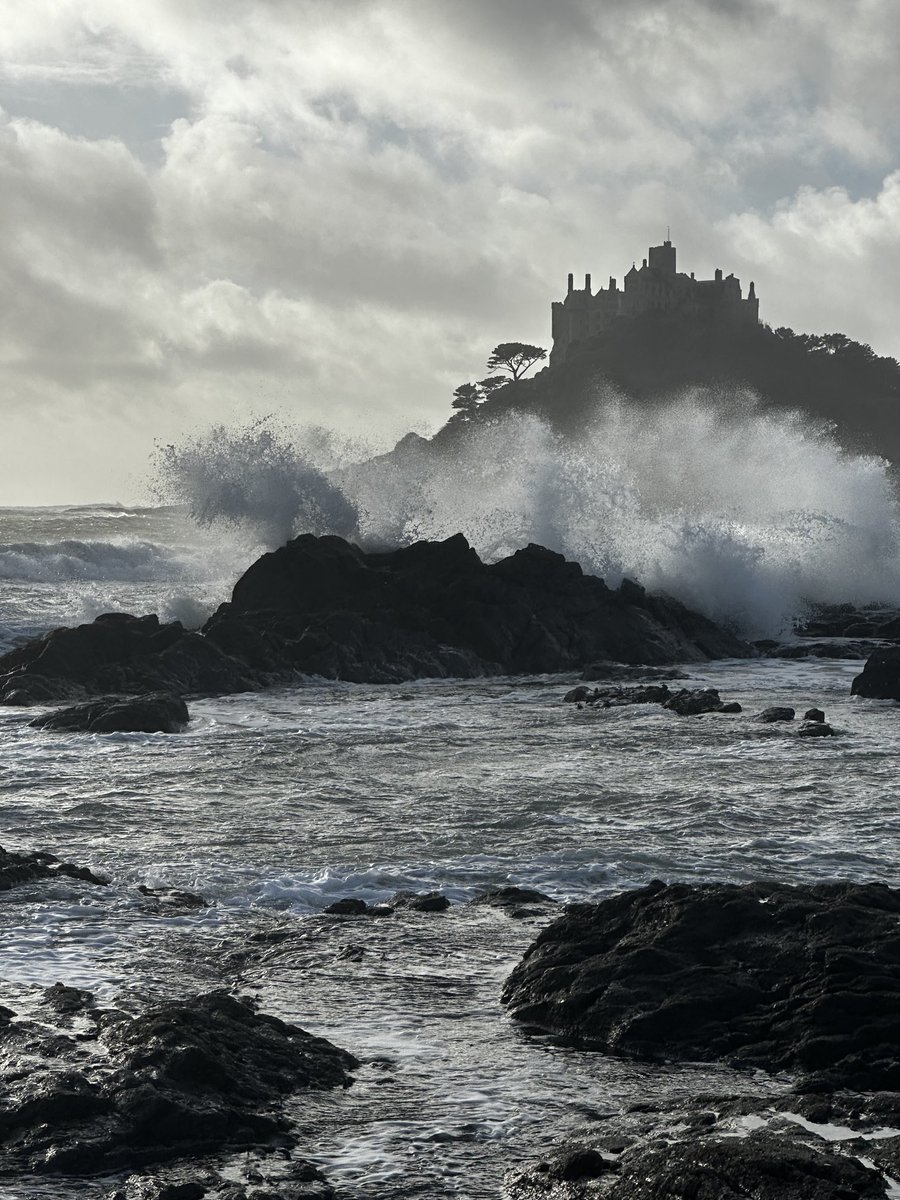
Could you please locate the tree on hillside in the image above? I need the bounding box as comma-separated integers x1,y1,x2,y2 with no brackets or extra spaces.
451,383,482,417
477,376,507,396
486,342,547,381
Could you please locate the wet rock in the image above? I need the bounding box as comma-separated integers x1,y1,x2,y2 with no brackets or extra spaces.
43,983,95,1015
0,991,357,1176
502,879,900,1090
852,646,900,700
757,705,795,722
799,721,835,738
105,1161,337,1200
764,639,885,660
323,898,369,916
564,685,594,703
137,886,210,910
509,1144,616,1194
389,890,451,912
0,845,107,891
605,1128,885,1200
663,687,723,715
717,700,743,713
580,662,690,682
31,693,190,734
470,886,555,916
804,708,826,722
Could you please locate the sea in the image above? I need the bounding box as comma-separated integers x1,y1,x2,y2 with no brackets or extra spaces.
3,405,900,1197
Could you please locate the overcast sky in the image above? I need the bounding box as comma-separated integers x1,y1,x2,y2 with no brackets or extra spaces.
2,0,900,503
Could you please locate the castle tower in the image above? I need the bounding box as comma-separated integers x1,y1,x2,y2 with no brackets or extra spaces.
647,238,676,276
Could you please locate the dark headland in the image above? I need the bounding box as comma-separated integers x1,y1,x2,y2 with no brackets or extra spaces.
437,235,900,467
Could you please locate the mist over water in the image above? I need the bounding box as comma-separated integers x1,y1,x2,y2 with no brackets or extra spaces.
151,395,900,637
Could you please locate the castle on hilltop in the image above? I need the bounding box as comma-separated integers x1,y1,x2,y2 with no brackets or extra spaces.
550,238,759,365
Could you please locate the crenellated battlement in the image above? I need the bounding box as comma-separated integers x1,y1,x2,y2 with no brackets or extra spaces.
550,239,759,365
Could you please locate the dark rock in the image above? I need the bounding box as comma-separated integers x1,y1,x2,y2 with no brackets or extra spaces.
663,688,722,715
51,860,109,886
799,721,835,737
470,886,555,909
804,708,826,722
0,845,107,891
502,879,900,1090
564,685,593,703
323,898,369,915
757,706,795,722
31,693,190,734
137,886,209,910
589,684,672,708
580,661,690,681
43,984,95,1015
389,890,451,912
765,640,885,660
0,991,357,1176
606,1128,885,1200
717,701,743,713
852,646,900,700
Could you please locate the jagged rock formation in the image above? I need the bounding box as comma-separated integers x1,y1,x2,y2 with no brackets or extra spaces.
0,534,749,705
0,990,356,1176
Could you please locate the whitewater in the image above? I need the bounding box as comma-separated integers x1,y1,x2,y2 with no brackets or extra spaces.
3,402,900,1196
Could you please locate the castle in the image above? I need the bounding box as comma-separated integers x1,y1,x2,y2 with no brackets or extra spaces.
550,238,759,365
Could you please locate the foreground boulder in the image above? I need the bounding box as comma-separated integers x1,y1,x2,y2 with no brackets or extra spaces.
502,879,900,1090
0,990,356,1175
0,535,750,703
852,646,900,700
31,693,189,734
506,1126,888,1199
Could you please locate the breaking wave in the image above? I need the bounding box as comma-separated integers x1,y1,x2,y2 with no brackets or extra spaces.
0,540,194,583
150,396,900,636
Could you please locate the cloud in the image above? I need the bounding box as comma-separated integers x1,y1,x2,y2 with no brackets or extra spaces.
722,172,900,353
1,0,900,501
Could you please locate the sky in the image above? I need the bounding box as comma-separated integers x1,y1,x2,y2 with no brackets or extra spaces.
2,0,900,503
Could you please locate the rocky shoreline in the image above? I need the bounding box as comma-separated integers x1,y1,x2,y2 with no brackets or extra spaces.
3,844,900,1198
4,537,900,1195
0,533,750,715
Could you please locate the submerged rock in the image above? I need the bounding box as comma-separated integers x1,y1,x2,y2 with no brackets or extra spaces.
389,890,451,912
757,705,795,722
31,693,190,734
502,879,900,1091
0,990,357,1176
137,885,210,910
799,721,835,738
663,687,725,716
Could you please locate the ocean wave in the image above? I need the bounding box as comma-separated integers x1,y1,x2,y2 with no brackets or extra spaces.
152,401,900,637
0,540,194,583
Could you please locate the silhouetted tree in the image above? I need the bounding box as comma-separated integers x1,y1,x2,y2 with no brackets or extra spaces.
451,383,482,416
486,343,547,381
477,376,507,396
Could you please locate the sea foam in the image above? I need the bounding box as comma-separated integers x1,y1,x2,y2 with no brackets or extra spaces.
151,395,900,637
